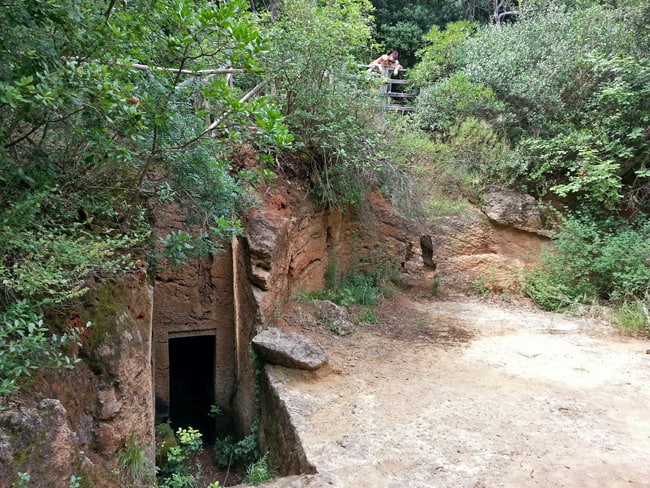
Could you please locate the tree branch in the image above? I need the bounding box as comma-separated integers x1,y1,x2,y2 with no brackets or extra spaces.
126,63,243,76
169,78,270,151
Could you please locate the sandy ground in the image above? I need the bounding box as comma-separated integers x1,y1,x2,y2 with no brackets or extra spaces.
257,296,650,488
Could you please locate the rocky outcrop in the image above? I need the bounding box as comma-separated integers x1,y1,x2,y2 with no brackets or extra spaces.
253,328,328,371
429,205,548,296
482,190,543,233
0,399,79,487
0,273,155,488
245,184,416,324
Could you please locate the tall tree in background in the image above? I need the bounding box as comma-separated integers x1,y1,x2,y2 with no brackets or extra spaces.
369,0,491,67
261,0,384,207
413,0,649,211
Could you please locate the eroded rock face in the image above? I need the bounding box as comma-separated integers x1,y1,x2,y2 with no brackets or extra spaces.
245,185,415,324
0,399,79,487
429,206,548,296
0,274,155,488
253,328,328,370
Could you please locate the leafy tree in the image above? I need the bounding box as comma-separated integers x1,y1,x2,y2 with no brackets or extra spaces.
369,0,490,67
0,0,289,402
262,0,384,207
409,21,478,86
413,0,649,210
413,73,506,133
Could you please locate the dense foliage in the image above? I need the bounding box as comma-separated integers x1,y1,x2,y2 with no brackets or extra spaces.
0,0,290,403
414,0,650,211
409,0,650,312
261,0,384,207
526,214,650,310
369,0,492,67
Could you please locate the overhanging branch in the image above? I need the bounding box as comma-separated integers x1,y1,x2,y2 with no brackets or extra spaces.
169,78,271,152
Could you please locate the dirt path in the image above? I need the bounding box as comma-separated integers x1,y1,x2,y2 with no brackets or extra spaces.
259,296,650,488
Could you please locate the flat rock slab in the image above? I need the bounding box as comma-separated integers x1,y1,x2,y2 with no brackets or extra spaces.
253,328,328,371
251,298,650,488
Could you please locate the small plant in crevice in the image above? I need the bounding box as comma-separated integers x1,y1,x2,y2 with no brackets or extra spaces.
214,431,259,470
430,276,441,297
117,433,155,487
12,472,31,488
244,452,273,485
209,404,223,417
472,275,490,298
415,313,431,332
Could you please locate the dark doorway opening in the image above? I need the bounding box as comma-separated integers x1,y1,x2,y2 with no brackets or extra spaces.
169,335,216,445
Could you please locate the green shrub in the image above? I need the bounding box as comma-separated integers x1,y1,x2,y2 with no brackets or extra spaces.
610,298,650,334
310,261,396,308
414,74,506,133
525,267,583,312
357,307,379,324
244,452,272,485
0,301,88,408
118,434,155,487
410,21,478,86
157,427,203,488
526,214,650,310
213,432,258,470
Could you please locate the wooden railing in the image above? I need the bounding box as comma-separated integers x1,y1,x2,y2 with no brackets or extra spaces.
365,66,417,112
376,77,417,112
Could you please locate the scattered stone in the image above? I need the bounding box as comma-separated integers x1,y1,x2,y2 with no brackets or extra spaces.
253,328,328,370
313,300,355,336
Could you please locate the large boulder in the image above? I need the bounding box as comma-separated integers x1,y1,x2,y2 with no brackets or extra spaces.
482,190,542,232
252,328,328,371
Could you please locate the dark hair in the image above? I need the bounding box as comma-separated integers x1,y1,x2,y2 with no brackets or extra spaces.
390,50,399,59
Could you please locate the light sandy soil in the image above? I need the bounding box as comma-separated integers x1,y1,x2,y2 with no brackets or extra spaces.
258,295,650,488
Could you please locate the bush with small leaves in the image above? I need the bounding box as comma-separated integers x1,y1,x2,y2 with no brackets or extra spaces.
0,301,88,408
